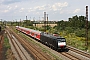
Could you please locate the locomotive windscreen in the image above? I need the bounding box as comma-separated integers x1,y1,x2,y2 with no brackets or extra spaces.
57,38,66,42
58,38,66,47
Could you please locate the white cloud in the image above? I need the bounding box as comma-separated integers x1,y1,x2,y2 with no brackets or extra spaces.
73,9,80,13
7,6,12,10
62,2,68,7
31,2,68,12
3,10,9,13
28,8,35,12
28,8,31,12
36,12,40,15
0,5,11,13
15,5,18,8
21,8,24,10
19,8,25,12
52,5,57,11
60,11,63,14
34,5,46,10
51,2,68,11
39,6,45,10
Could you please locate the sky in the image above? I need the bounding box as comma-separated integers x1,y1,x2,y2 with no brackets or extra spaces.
0,0,90,21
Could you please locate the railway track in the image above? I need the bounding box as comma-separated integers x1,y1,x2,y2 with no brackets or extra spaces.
6,26,50,60
6,28,33,60
59,45,90,60
67,46,90,60
60,52,81,60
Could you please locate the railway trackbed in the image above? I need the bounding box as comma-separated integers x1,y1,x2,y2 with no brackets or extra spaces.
6,27,51,60
6,29,33,60
7,26,90,60
60,52,81,60
66,46,90,60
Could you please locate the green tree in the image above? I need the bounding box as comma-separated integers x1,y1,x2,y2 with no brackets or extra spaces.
68,15,86,29
57,20,66,30
23,20,33,26
78,16,86,29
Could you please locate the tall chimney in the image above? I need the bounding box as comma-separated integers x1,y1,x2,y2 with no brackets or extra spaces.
26,16,27,20
44,12,46,32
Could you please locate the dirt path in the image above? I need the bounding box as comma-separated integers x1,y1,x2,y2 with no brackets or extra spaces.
0,30,4,60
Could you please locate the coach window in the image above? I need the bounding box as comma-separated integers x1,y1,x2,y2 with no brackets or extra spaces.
30,32,32,34
30,32,31,34
34,34,37,36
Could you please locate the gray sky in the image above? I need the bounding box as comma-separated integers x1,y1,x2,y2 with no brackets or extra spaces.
0,0,90,21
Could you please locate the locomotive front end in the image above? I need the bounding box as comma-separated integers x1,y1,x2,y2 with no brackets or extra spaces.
57,38,66,50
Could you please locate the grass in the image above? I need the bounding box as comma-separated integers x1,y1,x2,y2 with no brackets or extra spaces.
3,33,11,59
62,32,90,53
4,34,11,49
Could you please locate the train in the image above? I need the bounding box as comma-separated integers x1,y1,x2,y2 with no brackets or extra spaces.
16,26,67,51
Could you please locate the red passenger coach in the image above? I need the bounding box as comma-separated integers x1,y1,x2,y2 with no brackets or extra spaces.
28,29,41,40
16,26,41,40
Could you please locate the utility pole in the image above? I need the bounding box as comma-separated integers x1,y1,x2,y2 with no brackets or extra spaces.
85,6,88,51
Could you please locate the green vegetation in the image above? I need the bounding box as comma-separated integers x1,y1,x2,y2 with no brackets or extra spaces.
4,34,11,59
35,15,90,52
48,15,90,52
4,34,11,49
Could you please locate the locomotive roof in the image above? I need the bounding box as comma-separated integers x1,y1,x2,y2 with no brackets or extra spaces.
41,32,64,39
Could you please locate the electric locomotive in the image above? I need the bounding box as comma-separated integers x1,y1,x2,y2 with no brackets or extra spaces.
40,32,66,50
